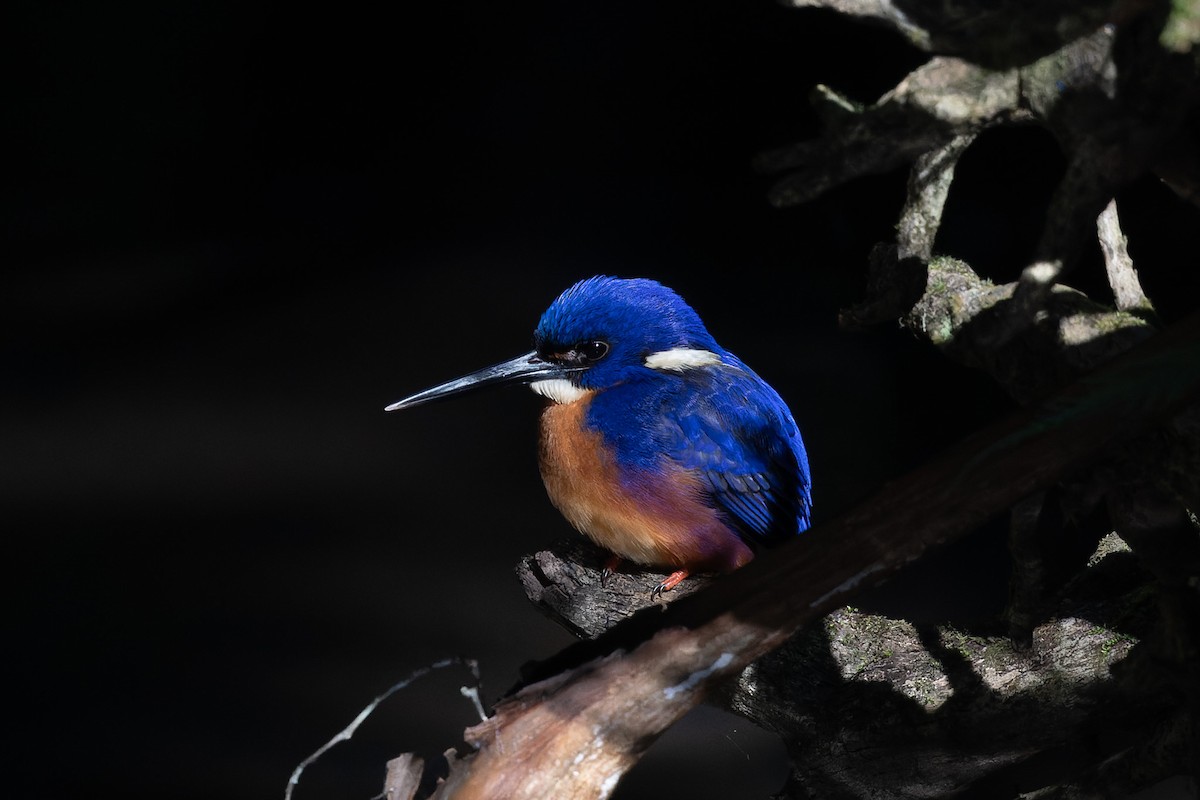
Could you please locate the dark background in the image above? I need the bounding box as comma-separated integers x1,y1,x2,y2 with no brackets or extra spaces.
8,2,1198,799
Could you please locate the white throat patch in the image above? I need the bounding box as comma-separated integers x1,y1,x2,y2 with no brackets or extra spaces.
531,378,588,405
644,347,721,372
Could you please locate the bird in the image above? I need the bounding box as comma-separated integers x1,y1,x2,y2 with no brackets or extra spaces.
386,276,812,596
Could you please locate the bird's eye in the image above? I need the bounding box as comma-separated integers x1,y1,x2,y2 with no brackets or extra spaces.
577,340,609,362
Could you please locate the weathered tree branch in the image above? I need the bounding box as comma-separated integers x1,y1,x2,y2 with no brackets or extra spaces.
754,58,1026,209
782,0,1125,68
765,2,1199,344
1098,199,1155,317
397,310,1200,798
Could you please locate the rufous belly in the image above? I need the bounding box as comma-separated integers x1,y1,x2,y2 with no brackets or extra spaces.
538,398,753,573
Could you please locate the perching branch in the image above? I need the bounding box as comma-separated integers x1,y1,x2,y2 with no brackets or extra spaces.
398,310,1200,799
525,531,1188,797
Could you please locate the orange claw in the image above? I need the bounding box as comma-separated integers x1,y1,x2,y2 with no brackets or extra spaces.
650,569,689,599
601,554,622,587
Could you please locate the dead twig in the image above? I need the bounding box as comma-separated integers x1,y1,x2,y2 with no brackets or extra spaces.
286,657,479,800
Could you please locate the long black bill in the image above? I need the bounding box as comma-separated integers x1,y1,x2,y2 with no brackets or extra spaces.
384,350,578,411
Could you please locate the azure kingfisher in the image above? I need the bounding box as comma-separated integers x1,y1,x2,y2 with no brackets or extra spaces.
386,276,812,596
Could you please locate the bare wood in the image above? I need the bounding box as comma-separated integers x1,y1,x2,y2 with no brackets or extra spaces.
383,754,424,800
1098,199,1155,315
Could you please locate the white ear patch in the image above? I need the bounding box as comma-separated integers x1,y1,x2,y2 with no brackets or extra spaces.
531,378,588,405
644,347,721,372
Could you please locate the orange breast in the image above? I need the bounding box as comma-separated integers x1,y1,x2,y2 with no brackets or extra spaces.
537,398,753,573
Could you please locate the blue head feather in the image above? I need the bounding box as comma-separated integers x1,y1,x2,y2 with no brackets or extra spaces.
535,276,723,392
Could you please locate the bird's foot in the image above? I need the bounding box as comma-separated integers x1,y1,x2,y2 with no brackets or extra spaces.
650,569,689,600
600,554,622,588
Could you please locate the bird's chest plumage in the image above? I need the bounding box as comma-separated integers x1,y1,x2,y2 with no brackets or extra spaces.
536,391,752,572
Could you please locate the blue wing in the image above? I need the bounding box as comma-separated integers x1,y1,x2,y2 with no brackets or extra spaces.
674,360,811,546
604,358,812,546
